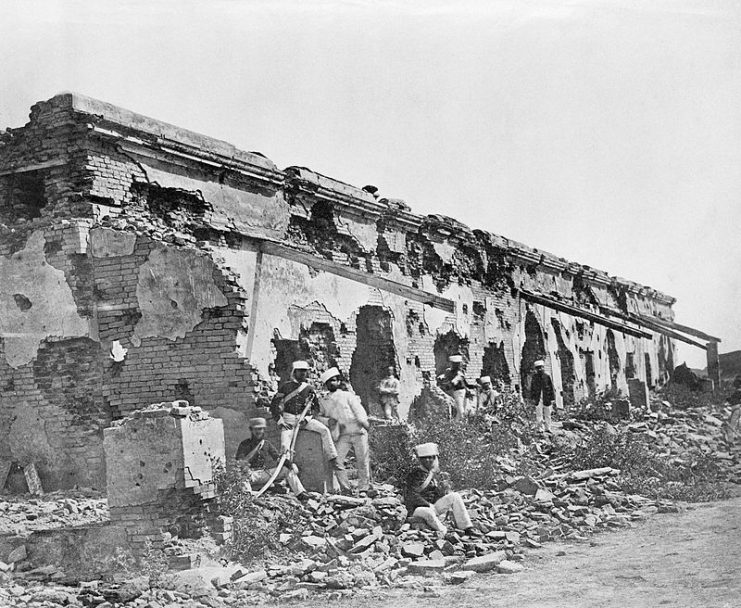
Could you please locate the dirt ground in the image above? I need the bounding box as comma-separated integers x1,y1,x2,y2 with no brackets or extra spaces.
335,496,741,608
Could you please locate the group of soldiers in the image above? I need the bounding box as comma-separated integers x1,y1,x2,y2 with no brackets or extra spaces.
235,355,555,535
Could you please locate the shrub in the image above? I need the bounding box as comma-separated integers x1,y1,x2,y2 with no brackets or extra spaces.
569,426,729,502
213,461,303,564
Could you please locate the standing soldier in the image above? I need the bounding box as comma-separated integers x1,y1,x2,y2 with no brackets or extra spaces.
319,367,372,494
378,365,401,420
270,360,350,489
528,360,555,433
437,354,473,418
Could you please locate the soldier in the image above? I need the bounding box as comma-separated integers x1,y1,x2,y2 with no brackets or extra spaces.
270,360,350,489
319,367,372,494
477,375,502,414
235,417,308,499
405,442,478,536
437,354,474,417
378,365,401,420
528,360,555,433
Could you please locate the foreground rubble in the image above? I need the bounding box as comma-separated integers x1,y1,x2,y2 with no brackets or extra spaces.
0,397,739,607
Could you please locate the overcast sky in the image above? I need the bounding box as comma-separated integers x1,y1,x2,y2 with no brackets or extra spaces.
2,0,739,368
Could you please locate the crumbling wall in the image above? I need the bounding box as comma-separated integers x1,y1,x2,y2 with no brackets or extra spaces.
0,94,681,488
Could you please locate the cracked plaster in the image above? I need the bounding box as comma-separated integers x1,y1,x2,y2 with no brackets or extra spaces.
0,231,90,367
133,246,228,346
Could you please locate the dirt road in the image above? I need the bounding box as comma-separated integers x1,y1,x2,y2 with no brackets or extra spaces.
337,497,741,608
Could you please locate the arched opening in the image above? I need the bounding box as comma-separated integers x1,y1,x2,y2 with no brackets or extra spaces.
349,306,396,412
433,330,469,376
272,321,339,384
481,341,511,387
520,309,545,395
551,319,576,406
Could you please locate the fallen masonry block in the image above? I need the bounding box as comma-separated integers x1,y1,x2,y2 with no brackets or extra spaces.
407,560,447,575
302,536,327,548
512,476,539,495
463,551,506,573
7,545,27,563
23,464,43,496
496,560,524,574
233,569,268,587
401,542,426,558
448,570,476,584
568,467,617,482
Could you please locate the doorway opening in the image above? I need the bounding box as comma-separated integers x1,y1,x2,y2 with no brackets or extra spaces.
349,306,396,411
551,319,576,406
520,309,545,394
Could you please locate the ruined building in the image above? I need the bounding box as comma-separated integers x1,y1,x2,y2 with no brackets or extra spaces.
0,94,718,490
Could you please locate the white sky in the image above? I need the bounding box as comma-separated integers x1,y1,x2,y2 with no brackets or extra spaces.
1,0,740,368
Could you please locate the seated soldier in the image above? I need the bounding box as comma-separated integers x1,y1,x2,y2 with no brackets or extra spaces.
404,442,479,536
235,417,309,500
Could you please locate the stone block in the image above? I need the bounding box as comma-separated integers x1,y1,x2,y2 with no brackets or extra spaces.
294,430,334,493
496,560,524,574
449,570,476,584
407,559,446,575
103,410,224,508
613,399,630,419
464,551,506,573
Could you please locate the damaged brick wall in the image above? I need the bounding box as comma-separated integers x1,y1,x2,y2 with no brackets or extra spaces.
0,93,679,488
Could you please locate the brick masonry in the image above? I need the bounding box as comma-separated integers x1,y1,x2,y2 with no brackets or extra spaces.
0,93,678,489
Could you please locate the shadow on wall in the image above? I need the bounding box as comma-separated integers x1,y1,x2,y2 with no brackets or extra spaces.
551,319,576,406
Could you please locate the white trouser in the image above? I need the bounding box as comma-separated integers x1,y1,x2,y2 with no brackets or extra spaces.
535,400,552,432
336,432,370,491
451,389,467,418
412,491,472,534
280,414,338,461
249,465,306,495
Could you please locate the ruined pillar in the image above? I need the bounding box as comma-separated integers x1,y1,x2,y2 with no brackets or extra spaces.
706,341,720,387
103,401,225,551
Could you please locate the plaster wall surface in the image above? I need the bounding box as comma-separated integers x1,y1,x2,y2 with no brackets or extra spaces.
0,94,682,488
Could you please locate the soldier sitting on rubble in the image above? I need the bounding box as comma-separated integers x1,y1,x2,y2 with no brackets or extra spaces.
477,375,503,415
405,442,480,537
235,417,309,500
270,360,352,493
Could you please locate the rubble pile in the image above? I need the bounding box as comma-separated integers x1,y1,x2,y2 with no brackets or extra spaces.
0,397,738,606
0,492,107,535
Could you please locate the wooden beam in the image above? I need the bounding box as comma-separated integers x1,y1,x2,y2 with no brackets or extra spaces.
252,239,456,313
639,315,721,344
519,289,652,339
599,306,707,351
0,158,66,176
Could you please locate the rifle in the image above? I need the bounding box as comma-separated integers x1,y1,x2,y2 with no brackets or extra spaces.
252,392,316,499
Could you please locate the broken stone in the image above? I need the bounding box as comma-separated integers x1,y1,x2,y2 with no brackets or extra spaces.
463,551,506,573
449,570,476,584
512,476,539,495
7,545,26,563
401,542,425,558
407,560,446,575
496,560,524,574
